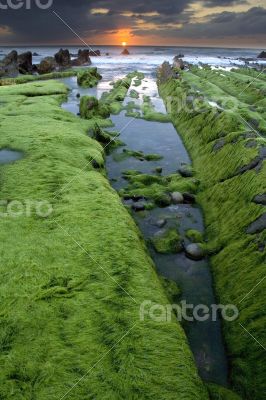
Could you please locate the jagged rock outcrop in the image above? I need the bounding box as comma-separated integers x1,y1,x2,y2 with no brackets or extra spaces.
257,51,266,59
0,50,18,77
173,56,185,70
37,57,57,74
157,61,177,83
54,48,71,67
72,49,92,66
18,51,33,74
121,48,130,55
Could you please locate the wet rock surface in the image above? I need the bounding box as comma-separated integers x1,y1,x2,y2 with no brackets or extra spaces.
246,213,266,234
185,243,205,260
253,193,266,205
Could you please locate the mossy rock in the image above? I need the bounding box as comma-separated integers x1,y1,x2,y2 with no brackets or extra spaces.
186,229,204,243
152,228,182,254
160,276,182,302
77,67,102,88
80,96,110,119
130,89,139,99
207,383,242,400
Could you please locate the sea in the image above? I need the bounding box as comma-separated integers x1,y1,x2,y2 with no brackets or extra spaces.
0,45,265,79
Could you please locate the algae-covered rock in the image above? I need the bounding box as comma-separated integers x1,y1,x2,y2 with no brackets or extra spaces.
178,164,194,178
80,96,110,119
160,276,182,302
152,229,182,254
37,57,57,74
207,383,242,400
130,89,139,99
186,229,204,243
77,68,102,87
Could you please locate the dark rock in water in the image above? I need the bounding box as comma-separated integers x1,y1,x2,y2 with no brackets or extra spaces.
132,203,145,212
253,194,266,206
76,93,81,98
178,165,193,178
121,48,130,55
55,48,71,67
183,193,196,204
37,56,57,74
89,49,101,56
155,167,163,174
18,51,33,74
72,49,92,66
257,51,266,59
171,192,184,204
173,56,185,70
155,193,172,208
32,52,39,56
246,213,266,234
185,243,205,261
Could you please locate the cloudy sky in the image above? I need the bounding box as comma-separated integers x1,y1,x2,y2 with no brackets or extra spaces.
0,0,265,47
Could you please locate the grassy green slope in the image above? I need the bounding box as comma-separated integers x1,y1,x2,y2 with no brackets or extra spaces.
0,80,208,399
159,72,266,400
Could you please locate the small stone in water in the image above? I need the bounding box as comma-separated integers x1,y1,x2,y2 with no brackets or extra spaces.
185,243,205,261
171,192,184,204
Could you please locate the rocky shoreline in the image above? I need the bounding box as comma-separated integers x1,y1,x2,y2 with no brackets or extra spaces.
0,47,102,78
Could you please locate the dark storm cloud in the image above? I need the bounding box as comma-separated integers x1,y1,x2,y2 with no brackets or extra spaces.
0,0,265,43
133,6,266,39
203,0,247,7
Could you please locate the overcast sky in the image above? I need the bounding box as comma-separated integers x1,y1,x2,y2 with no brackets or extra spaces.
0,0,265,47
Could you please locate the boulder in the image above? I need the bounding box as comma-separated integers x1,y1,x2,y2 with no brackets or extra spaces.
90,49,101,56
171,192,184,204
18,51,33,74
183,193,196,204
173,56,185,70
185,243,205,261
54,48,71,67
72,49,92,66
157,61,175,84
0,50,18,77
2,50,18,66
121,48,130,55
37,57,57,74
178,165,193,178
257,51,266,59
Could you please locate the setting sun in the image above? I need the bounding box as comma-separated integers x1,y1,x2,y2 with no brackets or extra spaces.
121,41,127,47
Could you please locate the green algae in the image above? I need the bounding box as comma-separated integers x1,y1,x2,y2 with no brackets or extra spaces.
77,67,102,87
152,228,182,254
159,69,266,400
0,79,208,399
80,95,110,119
129,89,139,99
0,69,82,86
114,149,163,162
121,171,198,209
207,383,242,400
186,229,204,243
